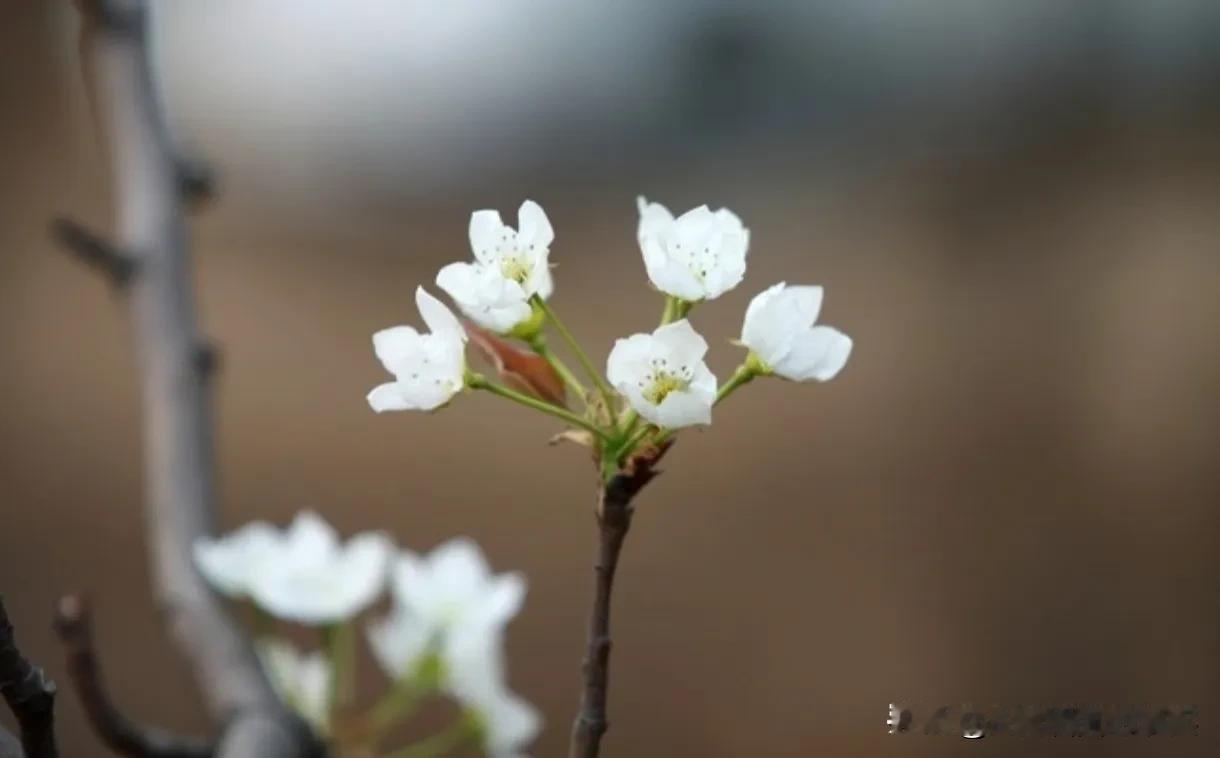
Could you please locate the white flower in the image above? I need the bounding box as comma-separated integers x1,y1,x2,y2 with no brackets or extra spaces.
366,538,526,681
741,283,853,382
193,521,280,598
194,511,393,625
636,196,749,302
446,632,541,758
368,286,468,413
606,319,717,429
256,640,331,736
437,200,554,334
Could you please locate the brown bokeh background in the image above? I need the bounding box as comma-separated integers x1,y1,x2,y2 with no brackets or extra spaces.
3,3,1220,756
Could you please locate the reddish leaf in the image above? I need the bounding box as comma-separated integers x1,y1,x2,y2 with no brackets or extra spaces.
466,323,567,408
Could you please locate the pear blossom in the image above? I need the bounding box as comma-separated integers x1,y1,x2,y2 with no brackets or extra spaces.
366,538,526,681
636,196,749,302
195,511,393,625
741,283,853,382
193,521,280,598
437,200,554,334
368,286,468,413
446,632,541,758
607,319,717,429
256,640,331,735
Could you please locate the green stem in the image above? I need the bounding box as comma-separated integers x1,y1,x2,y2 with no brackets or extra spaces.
383,717,481,758
531,296,618,417
613,424,654,462
468,373,612,442
660,295,678,325
716,364,756,406
365,677,427,734
324,622,355,710
528,335,587,398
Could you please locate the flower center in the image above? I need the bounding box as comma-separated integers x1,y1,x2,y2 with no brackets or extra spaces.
670,241,719,283
638,357,693,405
499,254,531,284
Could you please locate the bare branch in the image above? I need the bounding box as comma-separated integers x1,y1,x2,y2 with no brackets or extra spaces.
65,1,315,755
49,217,136,286
0,597,59,758
568,443,672,758
52,595,213,758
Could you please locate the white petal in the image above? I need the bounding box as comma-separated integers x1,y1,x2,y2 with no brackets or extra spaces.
367,382,412,413
430,538,492,600
741,283,825,367
643,254,704,301
283,511,339,566
437,262,531,334
773,326,853,382
372,326,423,375
636,196,674,242
294,652,333,734
336,532,394,614
416,286,466,341
436,261,484,306
366,610,431,680
652,385,714,429
605,333,654,389
515,200,553,249
483,691,542,756
480,572,526,628
652,319,708,367
193,522,280,597
470,210,506,263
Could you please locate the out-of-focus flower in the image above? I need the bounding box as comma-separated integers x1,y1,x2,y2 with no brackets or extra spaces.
368,287,468,413
366,538,525,681
195,511,393,625
437,200,554,334
446,632,541,758
257,640,331,736
636,196,749,302
607,319,717,429
193,521,280,598
741,283,852,382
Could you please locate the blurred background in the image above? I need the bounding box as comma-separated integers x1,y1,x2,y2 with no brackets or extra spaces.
3,1,1220,755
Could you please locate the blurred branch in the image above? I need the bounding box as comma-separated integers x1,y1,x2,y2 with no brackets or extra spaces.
0,597,59,758
53,595,214,758
62,1,316,756
569,444,671,758
50,217,136,286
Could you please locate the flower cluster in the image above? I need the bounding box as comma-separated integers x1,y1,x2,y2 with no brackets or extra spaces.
369,196,852,472
194,513,538,756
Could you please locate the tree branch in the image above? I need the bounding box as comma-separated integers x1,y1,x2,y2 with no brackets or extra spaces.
568,443,671,758
50,217,136,286
52,595,214,758
0,597,58,758
63,2,315,756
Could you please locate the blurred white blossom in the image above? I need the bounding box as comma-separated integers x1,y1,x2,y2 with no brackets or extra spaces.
368,286,468,413
257,640,331,736
437,200,554,334
607,319,717,429
195,511,393,625
366,538,538,755
741,283,852,382
192,521,280,598
637,196,749,302
367,538,525,680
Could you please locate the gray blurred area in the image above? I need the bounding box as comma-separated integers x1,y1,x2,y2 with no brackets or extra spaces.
3,2,1220,756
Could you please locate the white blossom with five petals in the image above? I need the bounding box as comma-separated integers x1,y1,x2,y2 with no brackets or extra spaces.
368,287,468,413
606,319,717,429
194,511,393,625
741,282,853,382
636,196,749,302
256,640,331,736
437,200,554,334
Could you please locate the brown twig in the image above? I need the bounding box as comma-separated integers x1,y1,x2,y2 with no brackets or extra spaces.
58,2,315,756
568,443,671,758
0,596,58,758
52,595,214,758
49,217,136,287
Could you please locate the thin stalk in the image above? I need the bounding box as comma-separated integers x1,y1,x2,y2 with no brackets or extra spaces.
529,336,588,399
612,425,653,463
469,374,612,442
532,296,618,417
384,718,480,758
324,622,355,710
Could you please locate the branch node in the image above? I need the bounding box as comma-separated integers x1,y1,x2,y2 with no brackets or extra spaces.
175,157,216,209
50,218,137,287
53,594,214,758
